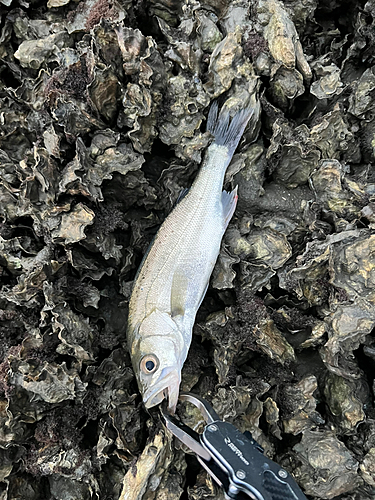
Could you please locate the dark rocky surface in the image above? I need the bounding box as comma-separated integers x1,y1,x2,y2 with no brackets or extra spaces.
0,0,375,498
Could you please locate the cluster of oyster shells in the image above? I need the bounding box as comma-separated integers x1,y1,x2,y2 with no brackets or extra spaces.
0,0,375,498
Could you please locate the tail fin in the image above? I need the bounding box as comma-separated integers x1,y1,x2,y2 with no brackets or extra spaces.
207,101,253,154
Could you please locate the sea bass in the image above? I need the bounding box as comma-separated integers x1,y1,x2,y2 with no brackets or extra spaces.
127,102,253,411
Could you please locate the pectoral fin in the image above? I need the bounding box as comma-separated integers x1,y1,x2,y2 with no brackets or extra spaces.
171,270,209,319
170,270,189,317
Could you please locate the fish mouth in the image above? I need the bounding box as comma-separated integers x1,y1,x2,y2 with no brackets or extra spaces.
143,368,180,412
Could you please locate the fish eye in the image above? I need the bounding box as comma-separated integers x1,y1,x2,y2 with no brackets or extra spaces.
140,354,159,374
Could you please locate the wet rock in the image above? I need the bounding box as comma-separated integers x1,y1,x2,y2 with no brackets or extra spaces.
1,1,375,499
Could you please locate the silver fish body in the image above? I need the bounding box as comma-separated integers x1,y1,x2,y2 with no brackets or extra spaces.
127,103,253,411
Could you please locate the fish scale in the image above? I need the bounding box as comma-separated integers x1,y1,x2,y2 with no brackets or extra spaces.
131,165,223,321
127,102,254,411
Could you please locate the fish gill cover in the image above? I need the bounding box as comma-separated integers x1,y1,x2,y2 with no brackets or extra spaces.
0,0,374,499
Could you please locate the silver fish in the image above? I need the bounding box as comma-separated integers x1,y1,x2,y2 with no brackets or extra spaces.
127,102,253,411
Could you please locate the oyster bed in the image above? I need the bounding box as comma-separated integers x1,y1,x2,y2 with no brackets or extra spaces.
1,0,375,498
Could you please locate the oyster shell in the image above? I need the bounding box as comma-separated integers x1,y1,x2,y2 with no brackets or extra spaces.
2,1,375,499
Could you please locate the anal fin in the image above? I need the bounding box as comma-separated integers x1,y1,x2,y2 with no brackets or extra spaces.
221,186,238,229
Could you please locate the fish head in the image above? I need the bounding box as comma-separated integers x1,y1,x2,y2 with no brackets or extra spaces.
131,311,186,412
136,336,181,412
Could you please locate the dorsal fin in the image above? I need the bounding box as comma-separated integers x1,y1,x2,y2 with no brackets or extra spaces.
175,187,189,206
